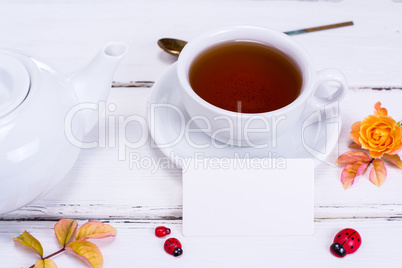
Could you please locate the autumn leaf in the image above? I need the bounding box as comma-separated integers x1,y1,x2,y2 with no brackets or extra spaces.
349,142,362,149
382,154,402,169
336,151,371,165
35,259,57,268
13,231,43,257
14,220,117,268
341,161,369,189
54,219,78,247
76,221,117,241
65,240,103,268
370,159,387,187
356,162,370,176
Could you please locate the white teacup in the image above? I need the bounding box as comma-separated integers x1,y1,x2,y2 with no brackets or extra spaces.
176,26,347,147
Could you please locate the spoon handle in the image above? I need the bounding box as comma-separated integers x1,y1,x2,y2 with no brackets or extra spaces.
284,21,354,36
112,81,154,87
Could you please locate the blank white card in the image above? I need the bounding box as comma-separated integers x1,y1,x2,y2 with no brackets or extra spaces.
182,158,314,236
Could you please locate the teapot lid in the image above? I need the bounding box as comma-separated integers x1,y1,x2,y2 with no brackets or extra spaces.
0,52,30,118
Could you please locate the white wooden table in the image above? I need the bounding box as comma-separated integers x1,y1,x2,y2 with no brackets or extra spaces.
1,0,402,267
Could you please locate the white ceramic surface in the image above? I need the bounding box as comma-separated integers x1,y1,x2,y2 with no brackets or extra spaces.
148,63,342,167
0,53,30,117
176,26,347,146
0,42,128,214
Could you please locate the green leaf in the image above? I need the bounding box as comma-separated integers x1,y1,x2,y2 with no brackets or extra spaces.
369,159,387,187
13,231,43,257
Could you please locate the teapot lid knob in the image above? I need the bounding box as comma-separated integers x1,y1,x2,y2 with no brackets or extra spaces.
0,52,30,118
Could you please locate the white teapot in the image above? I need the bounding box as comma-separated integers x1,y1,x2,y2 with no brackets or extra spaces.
0,42,128,214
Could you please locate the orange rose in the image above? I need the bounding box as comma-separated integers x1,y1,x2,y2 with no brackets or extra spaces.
350,102,402,158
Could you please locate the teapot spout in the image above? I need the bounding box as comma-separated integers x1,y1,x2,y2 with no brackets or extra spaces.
69,42,128,133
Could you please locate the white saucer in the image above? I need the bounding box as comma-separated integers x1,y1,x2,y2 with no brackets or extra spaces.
147,63,341,168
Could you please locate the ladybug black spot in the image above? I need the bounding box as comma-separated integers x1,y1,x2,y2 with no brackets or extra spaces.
345,233,349,235
358,238,360,242
338,235,341,237
352,237,354,240
351,245,354,249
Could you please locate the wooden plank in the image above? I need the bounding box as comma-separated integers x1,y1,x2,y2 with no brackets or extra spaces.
1,218,401,267
0,1,401,267
1,88,401,221
0,0,401,86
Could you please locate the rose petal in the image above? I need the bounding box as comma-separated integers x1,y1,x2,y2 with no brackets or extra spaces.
368,149,385,158
336,151,371,165
13,231,43,257
360,116,396,145
350,121,362,145
388,127,402,154
388,142,402,155
374,101,388,116
377,115,396,126
395,125,402,137
369,159,387,187
54,219,78,247
359,136,371,150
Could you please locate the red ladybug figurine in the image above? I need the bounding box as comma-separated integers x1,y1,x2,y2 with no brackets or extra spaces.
155,226,171,237
330,228,361,258
164,238,183,257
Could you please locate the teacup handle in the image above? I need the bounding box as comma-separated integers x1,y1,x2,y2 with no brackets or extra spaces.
310,68,347,108
301,69,347,163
